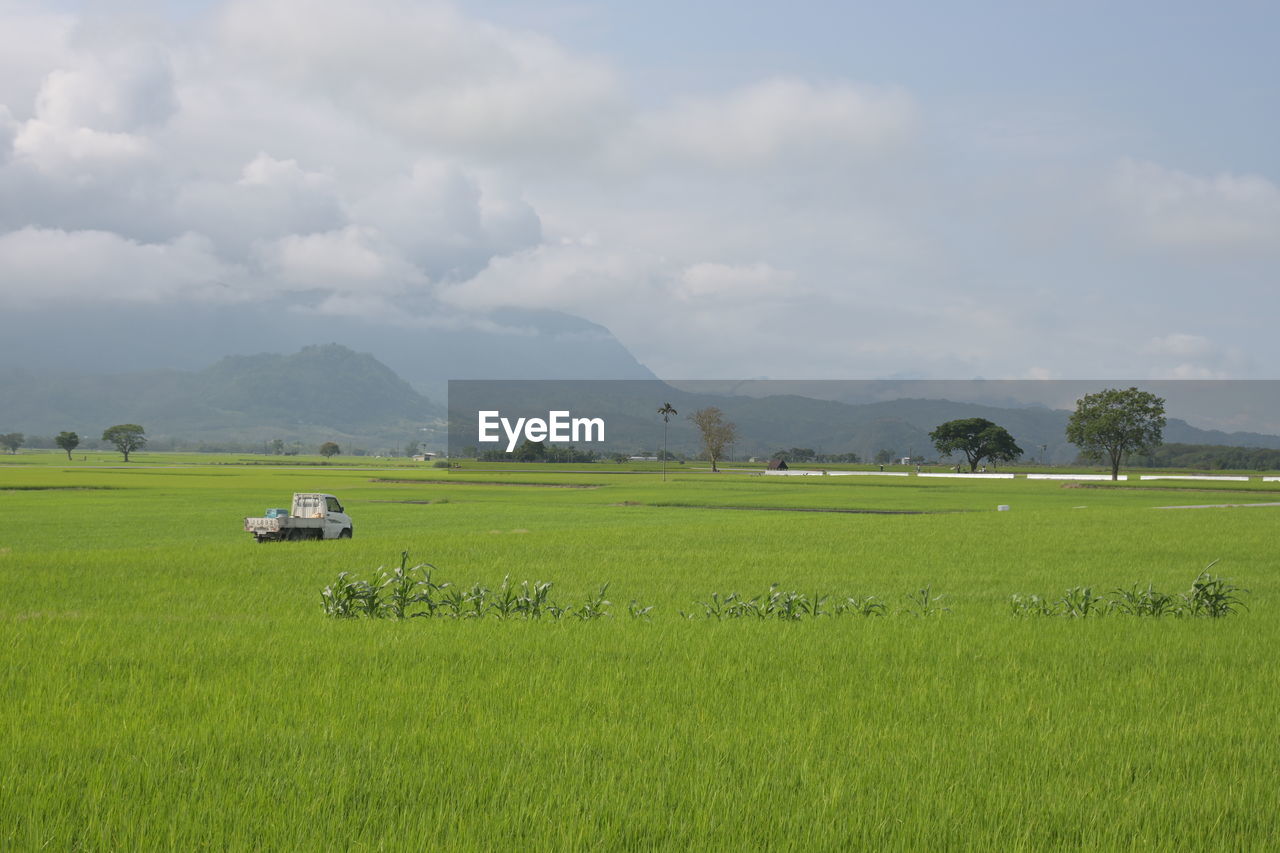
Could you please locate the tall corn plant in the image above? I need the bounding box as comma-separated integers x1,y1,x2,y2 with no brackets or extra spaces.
1180,564,1248,618
1058,586,1104,618
321,572,372,618
576,583,612,620
901,585,949,617
1109,583,1178,617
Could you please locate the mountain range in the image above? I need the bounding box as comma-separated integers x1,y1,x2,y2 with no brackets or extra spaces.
0,300,654,402
3,300,1278,457
1,344,443,450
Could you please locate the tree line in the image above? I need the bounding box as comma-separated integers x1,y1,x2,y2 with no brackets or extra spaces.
430,390,1174,479
1134,443,1280,471
923,387,1166,479
0,425,148,461
0,388,1217,479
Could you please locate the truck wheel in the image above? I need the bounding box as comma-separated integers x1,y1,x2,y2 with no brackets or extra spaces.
338,528,352,539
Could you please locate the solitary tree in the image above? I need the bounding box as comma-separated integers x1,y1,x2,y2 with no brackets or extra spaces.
690,407,737,473
873,449,896,466
1066,387,1166,480
55,431,80,460
319,441,341,458
929,418,1023,472
102,424,146,462
657,402,678,481
1,432,24,454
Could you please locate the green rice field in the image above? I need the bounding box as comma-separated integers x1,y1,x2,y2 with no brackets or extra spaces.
3,454,1278,849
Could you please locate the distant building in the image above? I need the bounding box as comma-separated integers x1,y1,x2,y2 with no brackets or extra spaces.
629,455,659,461
412,452,438,461
766,458,789,470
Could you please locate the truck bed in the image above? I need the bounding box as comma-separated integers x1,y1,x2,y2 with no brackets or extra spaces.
243,516,324,534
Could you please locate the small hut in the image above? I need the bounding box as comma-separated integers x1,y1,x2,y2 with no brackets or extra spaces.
766,458,789,471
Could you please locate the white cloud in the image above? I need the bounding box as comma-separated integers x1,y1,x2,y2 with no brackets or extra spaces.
33,48,176,132
6,38,174,177
675,262,800,302
217,0,620,159
440,240,653,312
257,225,429,295
0,1,1275,382
237,152,331,190
348,159,541,279
0,104,17,163
1105,159,1280,253
0,2,75,120
1145,333,1217,359
173,153,346,256
625,78,916,169
12,119,154,175
0,227,244,306
1142,333,1248,380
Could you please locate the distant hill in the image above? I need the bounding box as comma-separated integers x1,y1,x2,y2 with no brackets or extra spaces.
0,301,656,401
0,344,443,451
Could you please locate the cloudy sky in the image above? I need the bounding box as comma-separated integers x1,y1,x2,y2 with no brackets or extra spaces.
2,0,1277,379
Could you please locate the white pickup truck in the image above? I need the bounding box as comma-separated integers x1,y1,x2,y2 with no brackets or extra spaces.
244,493,354,542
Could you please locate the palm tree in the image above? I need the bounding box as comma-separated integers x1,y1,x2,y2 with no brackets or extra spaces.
658,402,678,481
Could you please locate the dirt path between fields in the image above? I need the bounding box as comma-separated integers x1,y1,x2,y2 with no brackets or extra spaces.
648,503,958,515
1155,502,1280,510
1066,483,1278,495
371,478,600,488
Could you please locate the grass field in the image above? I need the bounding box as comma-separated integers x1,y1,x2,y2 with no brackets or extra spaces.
3,458,1278,849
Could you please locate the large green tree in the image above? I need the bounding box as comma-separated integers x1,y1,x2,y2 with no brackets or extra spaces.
319,441,341,458
0,432,24,454
1066,387,1166,480
929,418,1022,472
102,424,146,462
55,431,80,460
690,407,737,473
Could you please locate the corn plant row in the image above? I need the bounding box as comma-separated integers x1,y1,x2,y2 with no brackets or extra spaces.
321,552,624,620
1010,563,1247,618
322,555,1247,623
682,584,948,619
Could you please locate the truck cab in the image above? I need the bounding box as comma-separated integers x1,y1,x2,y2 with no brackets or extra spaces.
291,493,353,537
